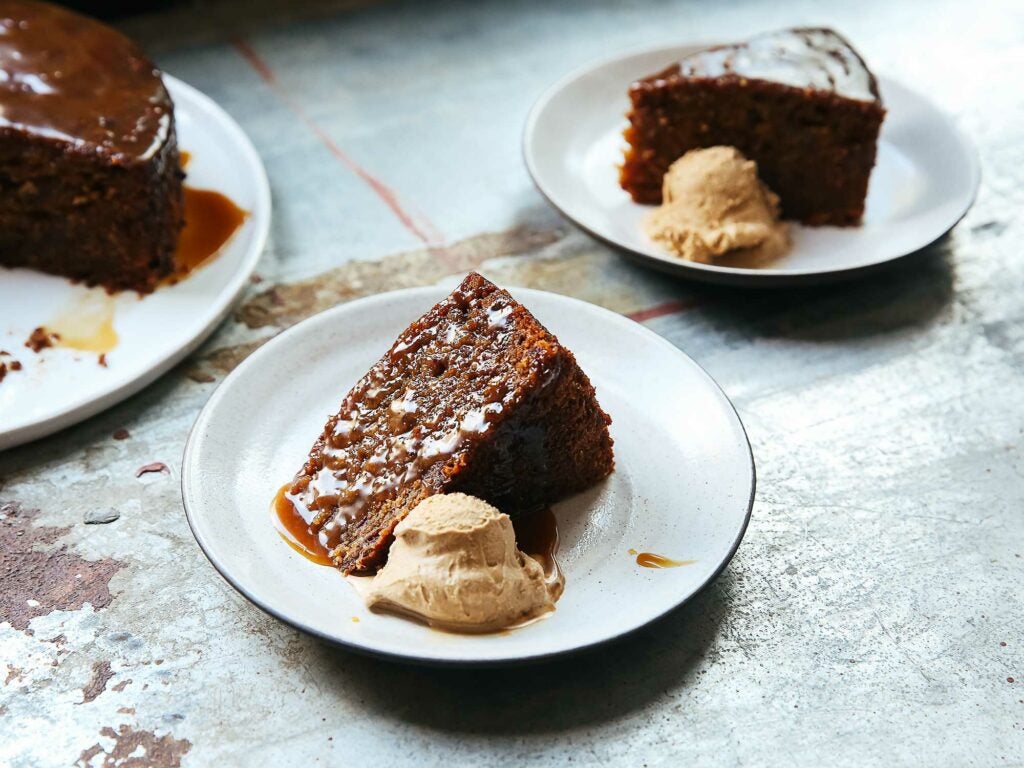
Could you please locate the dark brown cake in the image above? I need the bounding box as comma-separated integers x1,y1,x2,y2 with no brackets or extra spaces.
0,1,184,292
287,273,615,575
621,28,886,226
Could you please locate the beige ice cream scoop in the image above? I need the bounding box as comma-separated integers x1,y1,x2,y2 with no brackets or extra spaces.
363,494,562,633
643,146,790,265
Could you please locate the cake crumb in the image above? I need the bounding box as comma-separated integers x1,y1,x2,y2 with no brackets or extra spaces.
25,327,59,352
0,358,21,383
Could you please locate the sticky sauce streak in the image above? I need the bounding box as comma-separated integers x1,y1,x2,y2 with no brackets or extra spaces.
634,551,696,569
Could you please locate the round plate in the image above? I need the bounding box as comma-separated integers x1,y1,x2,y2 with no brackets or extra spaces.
524,43,980,287
0,75,271,450
182,285,755,665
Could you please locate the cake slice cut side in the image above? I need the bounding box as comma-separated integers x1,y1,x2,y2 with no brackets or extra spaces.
287,273,614,574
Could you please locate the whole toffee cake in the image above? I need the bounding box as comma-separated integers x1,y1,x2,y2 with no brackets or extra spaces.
0,1,184,293
620,28,886,226
287,273,615,575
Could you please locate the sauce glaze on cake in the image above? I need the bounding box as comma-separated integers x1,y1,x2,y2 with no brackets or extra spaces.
674,28,879,103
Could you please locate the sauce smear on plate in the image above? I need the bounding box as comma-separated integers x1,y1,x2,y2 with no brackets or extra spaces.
47,290,118,354
634,551,695,569
165,187,247,284
272,483,333,567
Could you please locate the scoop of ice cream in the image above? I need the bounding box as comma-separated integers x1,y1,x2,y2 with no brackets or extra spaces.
363,494,562,633
643,146,789,265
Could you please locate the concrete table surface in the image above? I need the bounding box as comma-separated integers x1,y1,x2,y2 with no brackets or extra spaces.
2,0,1022,765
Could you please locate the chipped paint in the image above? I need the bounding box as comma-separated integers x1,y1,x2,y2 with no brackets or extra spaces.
0,503,123,632
183,339,265,382
80,660,113,704
4,665,24,685
76,726,191,768
134,463,170,478
235,224,567,331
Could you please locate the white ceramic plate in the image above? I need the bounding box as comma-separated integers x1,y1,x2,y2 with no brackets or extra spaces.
182,285,755,666
0,76,271,450
524,44,980,287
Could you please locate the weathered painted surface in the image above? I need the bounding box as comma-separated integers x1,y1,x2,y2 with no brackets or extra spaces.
2,0,1022,765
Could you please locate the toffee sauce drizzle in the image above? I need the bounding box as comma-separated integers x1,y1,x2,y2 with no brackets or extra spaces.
629,549,695,568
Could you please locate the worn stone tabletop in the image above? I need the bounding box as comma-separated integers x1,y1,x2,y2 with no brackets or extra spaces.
2,0,1022,765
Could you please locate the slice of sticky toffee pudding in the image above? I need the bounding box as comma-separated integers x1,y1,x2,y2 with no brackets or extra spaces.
285,273,614,575
620,27,886,225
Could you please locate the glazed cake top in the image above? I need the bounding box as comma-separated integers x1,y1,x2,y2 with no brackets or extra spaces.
660,27,880,103
0,0,172,160
288,273,566,561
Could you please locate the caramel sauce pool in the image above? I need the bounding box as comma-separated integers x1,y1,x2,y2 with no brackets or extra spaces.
512,507,559,574
272,484,333,567
164,187,247,284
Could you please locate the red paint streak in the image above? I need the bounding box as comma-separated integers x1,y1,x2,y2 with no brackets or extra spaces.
232,39,443,248
135,462,169,478
234,39,277,84
626,298,702,323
